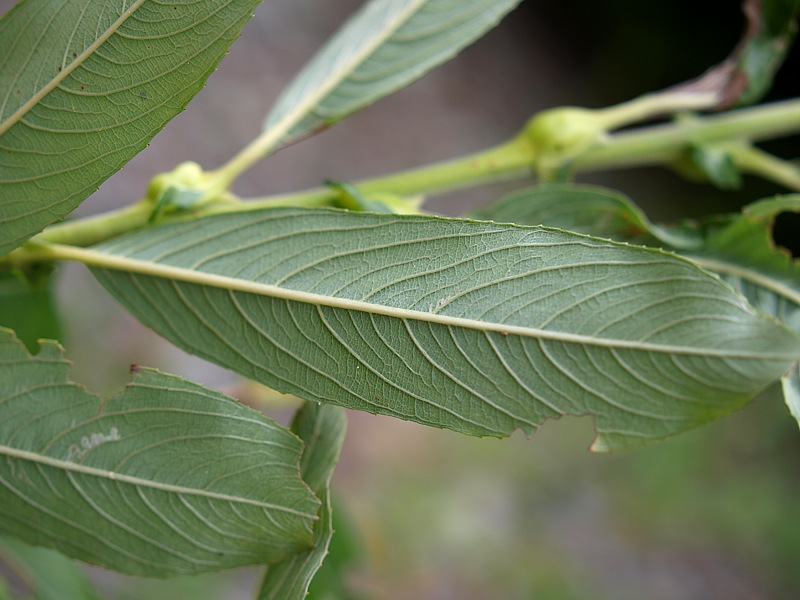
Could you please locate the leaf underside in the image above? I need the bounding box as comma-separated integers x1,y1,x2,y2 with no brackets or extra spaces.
0,0,262,256
87,208,800,451
479,185,800,428
697,197,800,425
0,328,319,577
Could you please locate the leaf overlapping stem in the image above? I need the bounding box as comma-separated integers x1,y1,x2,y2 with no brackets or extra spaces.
22,208,800,451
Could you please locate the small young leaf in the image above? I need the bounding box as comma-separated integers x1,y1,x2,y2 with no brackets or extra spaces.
663,0,800,108
683,144,743,190
256,402,347,600
0,536,101,600
0,0,263,256
264,0,522,147
734,0,800,106
0,328,319,577
78,208,800,451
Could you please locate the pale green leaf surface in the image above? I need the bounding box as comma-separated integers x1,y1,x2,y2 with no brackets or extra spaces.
0,0,262,256
0,536,101,600
666,197,800,335
83,208,800,451
257,402,347,600
264,0,521,146
0,328,319,576
782,364,800,430
470,183,701,250
481,188,800,427
478,189,800,327
690,197,800,425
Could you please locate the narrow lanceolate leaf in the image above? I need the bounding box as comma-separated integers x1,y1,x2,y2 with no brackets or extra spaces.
79,208,800,451
257,403,347,600
0,536,101,600
0,328,319,576
0,0,262,256
264,0,521,147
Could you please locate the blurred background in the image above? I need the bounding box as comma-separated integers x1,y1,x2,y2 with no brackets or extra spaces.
2,0,800,598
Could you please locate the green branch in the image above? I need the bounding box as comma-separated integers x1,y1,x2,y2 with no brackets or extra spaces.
732,146,800,191
36,200,154,247
7,98,800,255
575,99,800,172
228,135,534,212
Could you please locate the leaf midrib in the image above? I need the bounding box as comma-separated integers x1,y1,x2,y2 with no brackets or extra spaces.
0,0,146,136
0,444,315,517
53,243,796,360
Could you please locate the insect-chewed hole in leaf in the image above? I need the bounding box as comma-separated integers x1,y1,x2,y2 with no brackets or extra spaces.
771,211,800,259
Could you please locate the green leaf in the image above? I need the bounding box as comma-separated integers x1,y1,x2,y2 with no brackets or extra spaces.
0,327,319,577
469,183,701,249
0,0,262,257
305,502,366,600
685,196,800,425
257,402,347,600
782,364,800,430
479,187,800,330
0,270,62,353
76,208,800,451
681,197,800,331
264,0,522,147
668,0,800,108
685,144,743,190
734,0,800,106
0,536,101,600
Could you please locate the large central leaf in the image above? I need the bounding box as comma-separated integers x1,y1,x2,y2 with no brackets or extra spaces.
0,0,262,256
82,209,800,451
